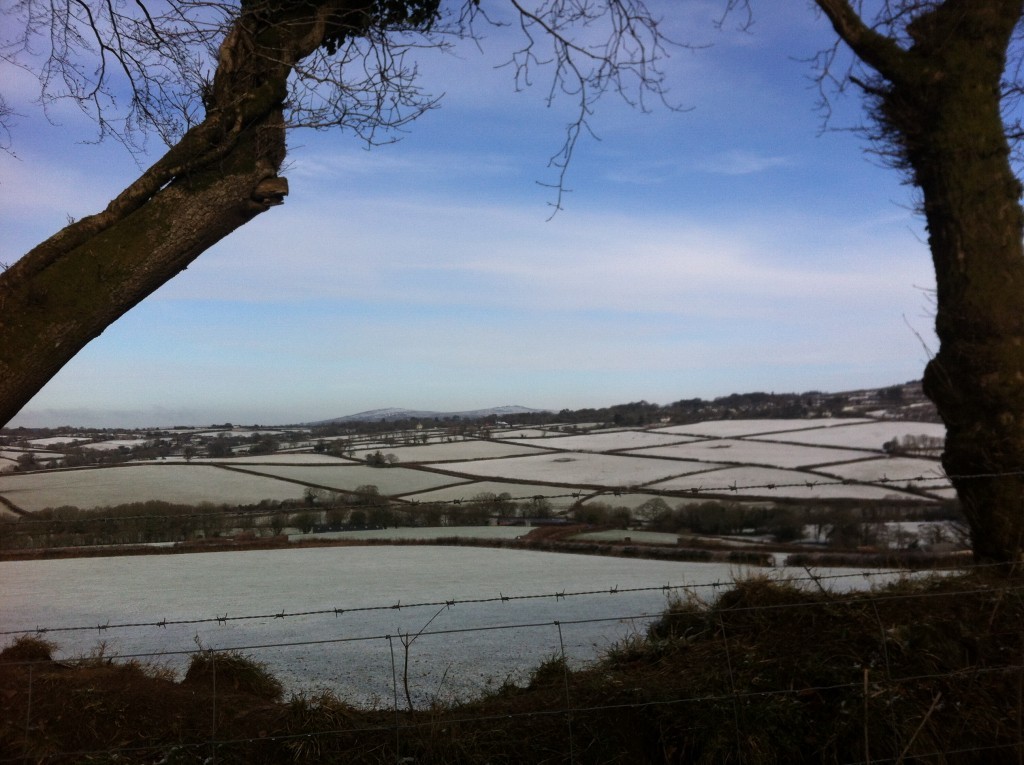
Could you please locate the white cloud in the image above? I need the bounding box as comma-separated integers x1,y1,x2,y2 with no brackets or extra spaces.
698,149,795,175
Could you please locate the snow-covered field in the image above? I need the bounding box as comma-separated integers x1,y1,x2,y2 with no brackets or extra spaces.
351,440,548,462
815,456,950,490
403,481,583,508
0,546,912,704
631,440,878,469
654,419,872,438
648,466,909,500
517,431,699,452
440,452,711,488
0,419,947,509
749,421,946,449
81,439,151,451
234,464,469,496
0,465,304,511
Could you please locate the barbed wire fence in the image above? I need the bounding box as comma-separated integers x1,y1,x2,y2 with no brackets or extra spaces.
3,563,1024,763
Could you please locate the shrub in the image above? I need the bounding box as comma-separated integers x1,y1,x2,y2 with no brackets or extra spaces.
183,651,283,701
0,635,54,664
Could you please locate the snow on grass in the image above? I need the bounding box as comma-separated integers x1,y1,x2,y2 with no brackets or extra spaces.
496,429,557,438
403,481,582,508
1,449,66,460
573,529,682,545
749,420,945,449
351,440,549,463
81,439,151,451
516,431,701,452
214,453,353,464
654,418,872,438
631,440,878,469
438,452,718,489
0,547,909,702
27,437,92,447
0,457,16,473
647,465,919,500
232,464,468,496
312,526,529,542
816,456,950,491
0,465,304,511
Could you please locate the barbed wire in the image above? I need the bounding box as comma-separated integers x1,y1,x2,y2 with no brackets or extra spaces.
2,616,1021,763
0,562,1013,641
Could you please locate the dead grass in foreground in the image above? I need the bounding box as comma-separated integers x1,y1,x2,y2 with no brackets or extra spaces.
2,571,1023,763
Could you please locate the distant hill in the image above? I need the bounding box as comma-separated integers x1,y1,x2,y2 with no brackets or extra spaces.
309,405,548,425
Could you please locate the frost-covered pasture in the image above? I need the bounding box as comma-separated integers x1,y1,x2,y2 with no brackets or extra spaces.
496,428,556,438
0,546,904,703
403,481,582,508
311,526,528,542
648,465,909,500
234,464,469,497
81,439,152,451
749,420,946,449
351,440,549,463
816,457,950,491
440,452,712,489
26,436,92,447
654,419,872,438
209,453,354,464
0,464,304,512
0,418,949,511
516,431,700,452
631,440,878,469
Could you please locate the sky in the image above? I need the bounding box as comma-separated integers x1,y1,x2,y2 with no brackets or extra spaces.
0,2,938,429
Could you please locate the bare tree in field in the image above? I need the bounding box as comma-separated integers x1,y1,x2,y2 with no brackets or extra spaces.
0,0,671,425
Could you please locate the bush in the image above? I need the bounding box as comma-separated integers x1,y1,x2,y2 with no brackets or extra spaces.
183,651,283,701
0,636,54,664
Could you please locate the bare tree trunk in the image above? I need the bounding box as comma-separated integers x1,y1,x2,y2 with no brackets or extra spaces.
902,5,1024,566
817,0,1024,565
0,112,287,426
0,0,364,426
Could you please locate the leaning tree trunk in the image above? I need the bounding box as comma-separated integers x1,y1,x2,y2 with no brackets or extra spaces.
0,0,370,427
0,111,288,427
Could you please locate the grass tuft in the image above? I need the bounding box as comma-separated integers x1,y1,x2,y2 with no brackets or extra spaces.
183,650,283,701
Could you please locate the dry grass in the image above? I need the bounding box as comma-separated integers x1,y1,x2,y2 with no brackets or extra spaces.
2,571,1022,763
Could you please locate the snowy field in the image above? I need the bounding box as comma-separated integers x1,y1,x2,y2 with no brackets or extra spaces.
0,419,947,509
654,419,872,438
350,440,548,462
234,464,469,496
210,453,354,464
517,431,700,452
81,439,151,451
0,547,915,705
440,452,711,488
403,481,584,508
631,440,878,469
648,466,912,500
749,421,947,449
310,526,528,542
816,457,950,490
0,465,304,512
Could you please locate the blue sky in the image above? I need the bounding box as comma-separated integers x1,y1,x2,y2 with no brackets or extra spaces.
0,2,937,428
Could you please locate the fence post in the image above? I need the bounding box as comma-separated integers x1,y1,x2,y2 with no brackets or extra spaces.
555,621,575,765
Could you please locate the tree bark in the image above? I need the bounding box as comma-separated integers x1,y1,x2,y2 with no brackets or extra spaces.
821,0,1024,565
0,0,375,427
